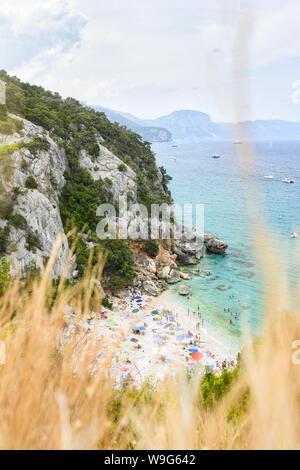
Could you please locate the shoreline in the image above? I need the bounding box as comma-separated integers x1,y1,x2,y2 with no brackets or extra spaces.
157,289,238,363
66,286,240,387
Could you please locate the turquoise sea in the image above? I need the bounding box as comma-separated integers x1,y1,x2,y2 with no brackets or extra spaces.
152,140,300,353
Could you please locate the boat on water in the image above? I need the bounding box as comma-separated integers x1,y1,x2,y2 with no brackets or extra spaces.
211,154,221,159
282,177,295,184
291,232,298,238
264,175,274,179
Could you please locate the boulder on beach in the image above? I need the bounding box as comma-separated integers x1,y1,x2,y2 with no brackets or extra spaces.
205,235,228,255
173,244,197,265
143,281,160,296
167,269,181,284
179,271,192,280
178,284,191,295
157,266,170,280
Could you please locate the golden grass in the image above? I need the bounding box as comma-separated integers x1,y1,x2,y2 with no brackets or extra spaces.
0,231,299,450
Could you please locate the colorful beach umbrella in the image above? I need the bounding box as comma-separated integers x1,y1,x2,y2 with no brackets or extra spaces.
192,352,203,360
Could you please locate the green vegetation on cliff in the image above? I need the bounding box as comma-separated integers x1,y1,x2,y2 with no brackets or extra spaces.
0,70,171,287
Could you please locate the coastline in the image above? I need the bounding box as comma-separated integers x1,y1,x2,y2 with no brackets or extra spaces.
157,289,238,362
65,286,239,388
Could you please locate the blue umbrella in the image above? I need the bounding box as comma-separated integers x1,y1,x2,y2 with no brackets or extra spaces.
190,348,199,353
174,327,181,331
185,334,193,339
133,296,142,300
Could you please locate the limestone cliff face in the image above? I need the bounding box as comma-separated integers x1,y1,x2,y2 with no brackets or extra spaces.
79,143,137,203
0,115,156,278
0,115,72,277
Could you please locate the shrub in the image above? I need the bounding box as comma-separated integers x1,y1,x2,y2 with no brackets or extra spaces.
25,176,38,189
144,239,159,257
118,163,126,172
9,213,27,230
101,239,135,291
102,297,113,309
25,231,42,252
0,226,10,257
0,257,10,295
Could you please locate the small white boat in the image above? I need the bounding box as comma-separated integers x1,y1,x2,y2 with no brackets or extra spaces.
212,154,221,159
291,232,298,238
264,175,274,179
282,177,294,184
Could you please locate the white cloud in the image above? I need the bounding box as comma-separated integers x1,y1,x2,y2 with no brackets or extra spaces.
2,0,300,121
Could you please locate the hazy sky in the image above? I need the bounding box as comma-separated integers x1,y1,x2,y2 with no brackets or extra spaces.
1,0,300,122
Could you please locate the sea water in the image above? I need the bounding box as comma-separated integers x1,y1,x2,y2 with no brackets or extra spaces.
152,140,300,353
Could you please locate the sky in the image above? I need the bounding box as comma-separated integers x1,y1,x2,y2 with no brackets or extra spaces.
1,0,300,122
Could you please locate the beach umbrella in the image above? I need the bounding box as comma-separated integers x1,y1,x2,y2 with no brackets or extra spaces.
130,338,138,342
133,296,141,300
190,348,199,353
153,315,161,320
185,334,193,339
169,316,175,320
132,308,139,313
120,366,129,371
192,352,203,360
121,342,130,348
174,327,181,331
176,336,185,341
151,310,159,315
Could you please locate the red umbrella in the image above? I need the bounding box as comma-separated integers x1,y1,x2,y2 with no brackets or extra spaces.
192,352,203,361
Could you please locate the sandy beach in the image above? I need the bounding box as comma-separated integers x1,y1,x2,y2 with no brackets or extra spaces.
64,289,238,387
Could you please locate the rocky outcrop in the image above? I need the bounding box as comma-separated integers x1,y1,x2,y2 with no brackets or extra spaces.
172,228,228,265
173,244,197,265
178,284,191,295
204,234,228,254
0,115,74,277
79,143,137,203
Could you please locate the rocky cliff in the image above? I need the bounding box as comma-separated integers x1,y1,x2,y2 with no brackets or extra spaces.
0,71,227,295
